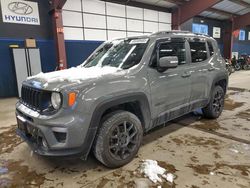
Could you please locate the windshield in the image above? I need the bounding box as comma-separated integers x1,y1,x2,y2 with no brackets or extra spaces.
82,38,149,69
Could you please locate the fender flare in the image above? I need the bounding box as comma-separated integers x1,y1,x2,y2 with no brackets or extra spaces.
90,92,151,130
209,73,228,103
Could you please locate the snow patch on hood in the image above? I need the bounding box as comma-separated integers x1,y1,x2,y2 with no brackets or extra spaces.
27,66,122,87
139,160,175,184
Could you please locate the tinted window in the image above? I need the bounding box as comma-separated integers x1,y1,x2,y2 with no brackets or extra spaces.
189,41,207,63
159,42,186,65
207,41,214,56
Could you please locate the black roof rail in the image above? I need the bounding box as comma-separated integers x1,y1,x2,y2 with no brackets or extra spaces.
152,30,193,35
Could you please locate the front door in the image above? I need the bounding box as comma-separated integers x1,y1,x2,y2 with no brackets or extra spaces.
147,38,192,125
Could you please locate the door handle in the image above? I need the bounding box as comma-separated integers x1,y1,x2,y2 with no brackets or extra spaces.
208,67,215,71
181,72,191,78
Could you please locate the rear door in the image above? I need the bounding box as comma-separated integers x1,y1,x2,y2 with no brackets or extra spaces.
187,38,211,108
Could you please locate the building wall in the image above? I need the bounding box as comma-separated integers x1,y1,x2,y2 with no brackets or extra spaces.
232,26,250,55
0,0,57,97
62,0,172,41
181,16,250,57
0,0,172,97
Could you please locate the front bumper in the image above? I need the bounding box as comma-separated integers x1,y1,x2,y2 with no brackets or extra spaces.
16,103,96,159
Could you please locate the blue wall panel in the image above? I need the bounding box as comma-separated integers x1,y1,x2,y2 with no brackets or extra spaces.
0,39,102,97
232,43,250,55
65,40,103,68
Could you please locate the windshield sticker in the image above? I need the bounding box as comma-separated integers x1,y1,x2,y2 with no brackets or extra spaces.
129,38,148,44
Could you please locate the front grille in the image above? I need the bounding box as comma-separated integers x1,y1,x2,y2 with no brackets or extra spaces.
21,85,51,112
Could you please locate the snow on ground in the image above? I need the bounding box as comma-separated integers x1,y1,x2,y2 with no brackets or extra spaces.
27,66,122,86
139,160,175,184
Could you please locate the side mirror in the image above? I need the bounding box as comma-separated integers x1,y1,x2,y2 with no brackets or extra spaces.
159,56,178,69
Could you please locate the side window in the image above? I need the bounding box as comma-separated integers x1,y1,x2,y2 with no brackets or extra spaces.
159,42,186,65
189,41,207,63
207,41,214,56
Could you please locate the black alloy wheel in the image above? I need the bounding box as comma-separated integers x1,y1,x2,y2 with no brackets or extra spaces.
93,111,143,168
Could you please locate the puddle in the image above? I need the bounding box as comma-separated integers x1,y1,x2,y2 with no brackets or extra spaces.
223,88,250,111
187,163,250,176
0,125,22,154
171,134,222,148
0,167,8,175
170,138,183,145
190,156,199,163
229,143,250,155
96,177,110,188
228,87,249,93
213,152,221,159
236,109,250,121
224,98,245,111
192,119,227,131
0,160,46,187
187,164,213,175
157,161,177,174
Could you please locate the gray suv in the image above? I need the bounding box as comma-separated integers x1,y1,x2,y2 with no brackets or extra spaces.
16,31,228,168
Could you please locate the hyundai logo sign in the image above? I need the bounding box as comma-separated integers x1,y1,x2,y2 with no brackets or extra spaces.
8,2,33,15
1,0,40,25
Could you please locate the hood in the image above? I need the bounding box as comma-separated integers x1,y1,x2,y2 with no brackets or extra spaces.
26,66,124,91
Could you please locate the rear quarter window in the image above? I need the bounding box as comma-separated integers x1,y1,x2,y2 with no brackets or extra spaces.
189,41,207,63
207,41,215,56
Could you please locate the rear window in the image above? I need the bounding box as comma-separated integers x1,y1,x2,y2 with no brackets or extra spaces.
189,41,207,63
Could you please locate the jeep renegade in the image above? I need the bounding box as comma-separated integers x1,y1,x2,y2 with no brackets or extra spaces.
16,31,228,168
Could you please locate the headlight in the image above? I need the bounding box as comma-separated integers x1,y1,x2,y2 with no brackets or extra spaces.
51,92,62,110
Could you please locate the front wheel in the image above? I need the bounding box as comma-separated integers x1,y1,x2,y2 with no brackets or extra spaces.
93,111,143,168
202,85,225,119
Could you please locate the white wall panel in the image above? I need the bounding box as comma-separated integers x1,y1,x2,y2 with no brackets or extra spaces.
107,17,126,30
84,29,107,41
127,32,144,37
64,27,83,40
106,2,125,17
159,12,171,23
82,0,105,14
144,9,158,21
126,6,143,19
64,0,81,11
108,30,126,40
159,23,171,31
83,14,106,29
63,11,82,27
63,1,172,41
144,21,158,33
127,19,143,32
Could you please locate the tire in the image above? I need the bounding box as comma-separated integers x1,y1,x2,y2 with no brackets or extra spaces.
243,64,250,70
93,110,143,168
235,64,241,71
202,85,225,119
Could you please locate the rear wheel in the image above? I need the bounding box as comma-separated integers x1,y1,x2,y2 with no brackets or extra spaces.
93,111,143,168
202,85,225,119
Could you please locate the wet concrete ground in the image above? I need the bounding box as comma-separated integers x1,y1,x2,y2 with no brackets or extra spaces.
0,71,250,188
